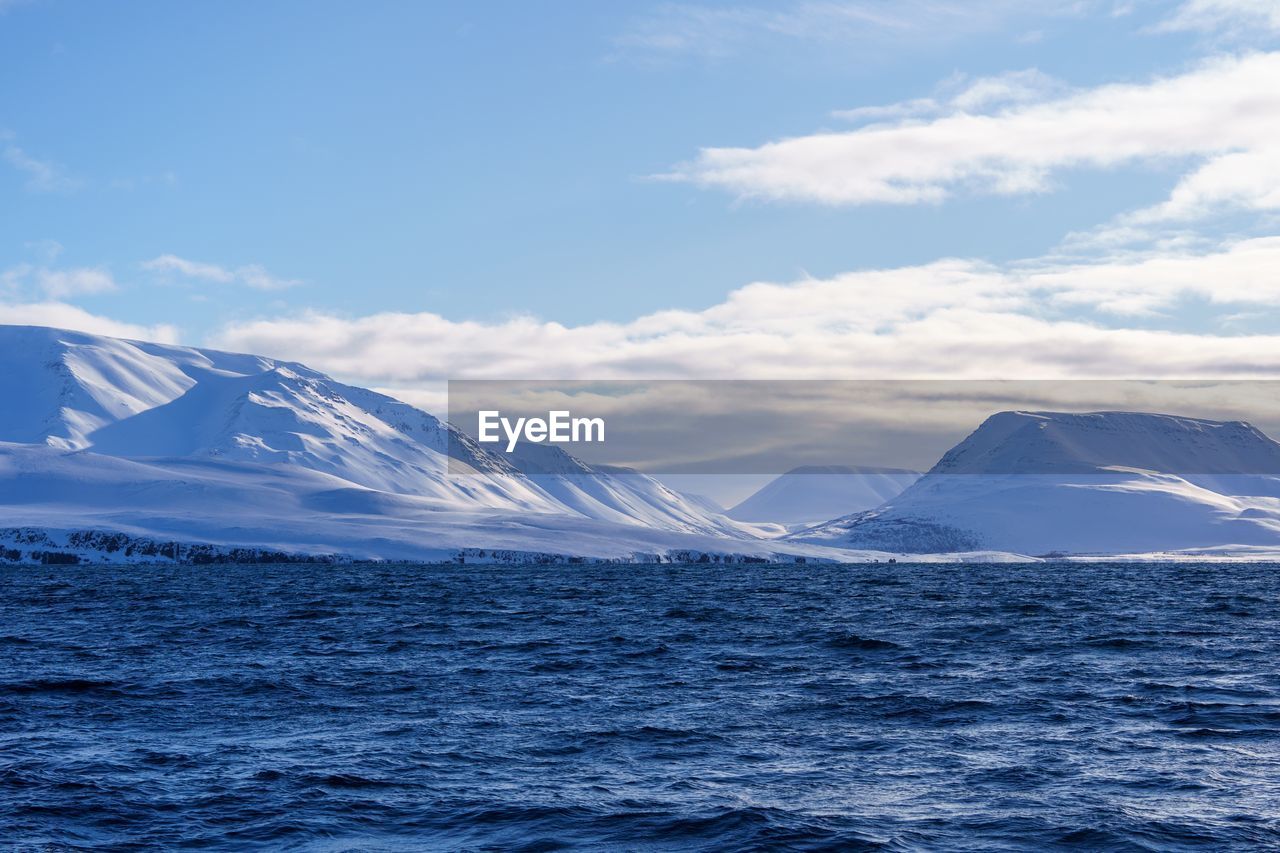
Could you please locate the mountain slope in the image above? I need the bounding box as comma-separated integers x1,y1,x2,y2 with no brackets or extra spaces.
11,329,1280,560
790,411,1280,555
0,326,559,512
505,442,758,537
727,465,920,525
0,441,838,562
0,325,764,558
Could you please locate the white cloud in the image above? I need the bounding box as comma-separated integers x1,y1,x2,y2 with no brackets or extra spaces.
831,69,1064,125
3,143,79,193
143,254,235,283
665,52,1280,206
143,254,301,290
211,235,1280,388
1027,236,1280,314
235,264,300,291
35,267,117,298
1126,146,1280,223
1161,0,1280,35
831,98,941,125
1065,141,1280,248
1,262,118,299
948,68,1064,112
0,302,178,343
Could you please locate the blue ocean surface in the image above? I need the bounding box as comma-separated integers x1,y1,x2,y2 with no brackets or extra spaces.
3,562,1279,851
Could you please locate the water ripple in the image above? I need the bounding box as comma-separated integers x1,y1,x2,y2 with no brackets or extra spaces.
3,561,1280,850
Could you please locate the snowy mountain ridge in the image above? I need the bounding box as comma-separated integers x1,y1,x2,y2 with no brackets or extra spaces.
0,325,791,561
7,327,1280,561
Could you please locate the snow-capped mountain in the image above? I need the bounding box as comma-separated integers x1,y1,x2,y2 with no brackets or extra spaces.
0,325,557,510
10,328,1280,562
791,410,1280,556
0,325,771,561
727,465,920,525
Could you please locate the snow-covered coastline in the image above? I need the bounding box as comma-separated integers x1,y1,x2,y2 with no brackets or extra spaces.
0,325,834,563
7,325,1280,564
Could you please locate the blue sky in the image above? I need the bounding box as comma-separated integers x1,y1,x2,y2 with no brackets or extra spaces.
3,0,1280,399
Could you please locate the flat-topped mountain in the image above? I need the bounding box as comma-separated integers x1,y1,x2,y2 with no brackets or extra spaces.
931,410,1280,476
791,410,1280,556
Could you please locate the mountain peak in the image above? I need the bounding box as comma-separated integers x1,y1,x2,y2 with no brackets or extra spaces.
790,408,1280,555
728,465,921,525
930,409,1280,476
0,324,752,557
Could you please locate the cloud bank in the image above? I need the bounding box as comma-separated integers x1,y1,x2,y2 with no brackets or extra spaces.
213,236,1280,387
0,301,177,343
664,52,1280,213
8,0,1280,407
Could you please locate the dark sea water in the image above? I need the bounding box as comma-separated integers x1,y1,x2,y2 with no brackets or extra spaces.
3,562,1280,851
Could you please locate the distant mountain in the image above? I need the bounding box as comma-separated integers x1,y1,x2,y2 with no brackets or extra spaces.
928,410,1280,476
727,465,920,525
0,326,783,562
9,330,1280,562
790,411,1280,556
504,442,751,537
